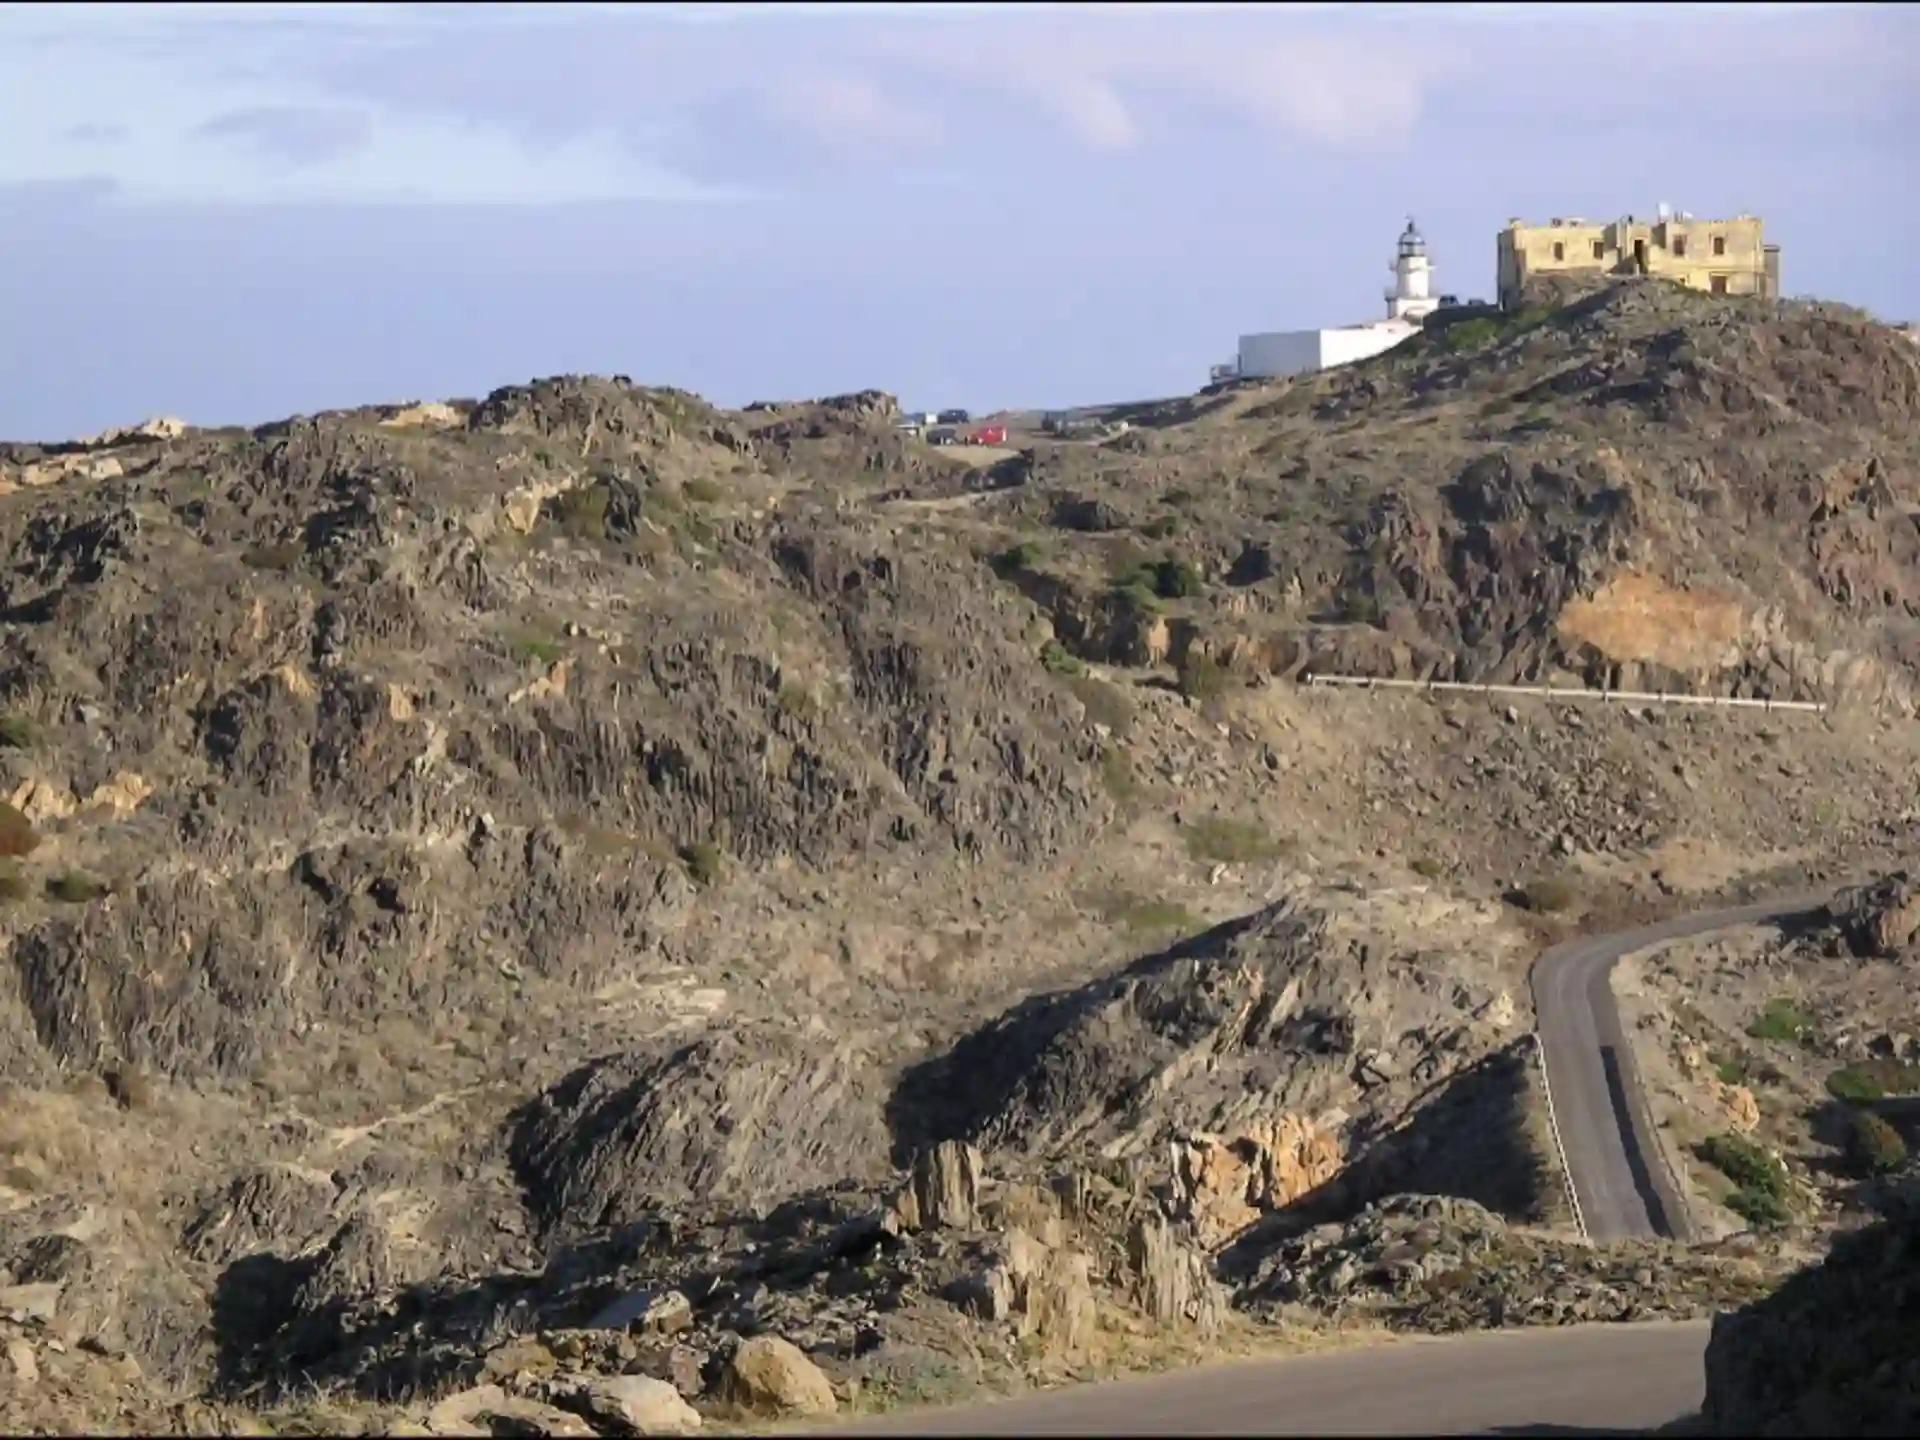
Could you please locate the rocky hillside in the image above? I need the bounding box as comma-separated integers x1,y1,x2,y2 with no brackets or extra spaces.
1699,1174,1920,1435
2,278,1919,1430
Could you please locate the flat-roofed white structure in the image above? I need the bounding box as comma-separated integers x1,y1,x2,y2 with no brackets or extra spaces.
1215,219,1439,383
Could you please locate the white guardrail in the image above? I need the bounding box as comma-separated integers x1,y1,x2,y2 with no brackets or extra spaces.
1303,673,1828,714
1530,1030,1591,1245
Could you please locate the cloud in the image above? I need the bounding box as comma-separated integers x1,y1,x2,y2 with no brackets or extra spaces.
766,74,939,149
1,1,1909,209
195,105,375,168
63,122,129,144
0,2,737,207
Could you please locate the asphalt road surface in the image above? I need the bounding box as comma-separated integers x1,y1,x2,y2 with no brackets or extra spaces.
824,1320,1712,1436
1528,891,1832,1242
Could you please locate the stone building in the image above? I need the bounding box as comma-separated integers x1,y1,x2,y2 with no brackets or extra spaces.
1496,208,1780,310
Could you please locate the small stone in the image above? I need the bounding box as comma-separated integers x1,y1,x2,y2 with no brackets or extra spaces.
5,1335,37,1385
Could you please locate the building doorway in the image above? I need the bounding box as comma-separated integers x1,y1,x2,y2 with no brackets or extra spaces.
1633,238,1648,274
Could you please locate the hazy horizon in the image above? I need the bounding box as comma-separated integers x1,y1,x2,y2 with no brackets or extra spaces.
2,1,1914,441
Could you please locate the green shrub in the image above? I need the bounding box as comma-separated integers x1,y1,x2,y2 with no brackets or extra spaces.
1112,899,1197,937
1409,857,1446,880
0,802,39,860
551,484,612,540
998,541,1042,572
1098,749,1138,804
0,714,37,749
1040,640,1086,677
1174,651,1232,703
1748,998,1818,1045
1518,876,1578,914
0,864,27,903
1715,1058,1749,1087
1843,1109,1908,1176
1699,1132,1786,1195
1827,1060,1920,1103
679,842,725,887
682,477,724,505
1111,577,1161,616
1443,318,1500,351
1150,557,1202,598
1183,818,1286,866
45,872,110,904
1699,1131,1794,1230
1724,1185,1793,1230
508,631,566,666
241,540,304,572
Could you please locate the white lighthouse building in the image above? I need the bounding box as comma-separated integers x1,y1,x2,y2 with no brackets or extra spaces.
1212,218,1447,384
1385,218,1440,322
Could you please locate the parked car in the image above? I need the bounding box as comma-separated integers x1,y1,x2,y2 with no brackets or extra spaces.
926,426,960,446
968,424,1009,446
937,408,971,425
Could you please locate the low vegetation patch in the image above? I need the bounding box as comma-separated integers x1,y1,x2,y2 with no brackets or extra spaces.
508,629,566,666
1098,748,1138,805
1747,998,1819,1046
1084,892,1198,939
550,483,613,540
45,871,110,905
241,540,305,572
996,541,1043,573
0,713,38,749
1825,1060,1920,1103
1698,1132,1793,1229
1174,650,1233,703
679,842,726,888
682,477,724,505
1040,640,1085,678
1516,876,1579,914
0,864,28,903
1183,817,1287,866
1842,1109,1908,1177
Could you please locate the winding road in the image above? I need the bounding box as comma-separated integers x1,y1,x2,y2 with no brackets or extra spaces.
818,890,1840,1435
1529,891,1832,1241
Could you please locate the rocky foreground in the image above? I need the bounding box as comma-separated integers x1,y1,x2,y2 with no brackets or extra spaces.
1699,1175,1920,1436
0,278,1918,1431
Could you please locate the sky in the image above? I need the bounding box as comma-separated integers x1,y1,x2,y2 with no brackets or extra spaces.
1,0,1914,440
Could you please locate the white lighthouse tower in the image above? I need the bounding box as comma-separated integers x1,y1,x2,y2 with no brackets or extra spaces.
1385,217,1439,323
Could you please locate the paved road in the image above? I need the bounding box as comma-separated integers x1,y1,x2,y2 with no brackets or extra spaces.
824,1320,1712,1435
1528,891,1833,1242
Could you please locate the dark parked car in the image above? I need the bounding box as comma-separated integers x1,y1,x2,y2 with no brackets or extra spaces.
926,426,960,446
937,408,970,425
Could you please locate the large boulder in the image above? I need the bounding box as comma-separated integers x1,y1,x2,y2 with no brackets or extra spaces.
1827,871,1920,959
717,1335,838,1419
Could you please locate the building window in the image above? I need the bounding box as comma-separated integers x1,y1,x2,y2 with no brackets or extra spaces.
1710,275,1729,295
1552,242,1565,261
1592,240,1605,259
1672,235,1687,257
1712,235,1726,256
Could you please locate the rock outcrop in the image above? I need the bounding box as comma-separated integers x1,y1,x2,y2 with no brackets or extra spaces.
1700,1192,1920,1435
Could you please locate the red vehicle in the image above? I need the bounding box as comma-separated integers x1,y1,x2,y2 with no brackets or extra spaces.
968,424,1009,446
